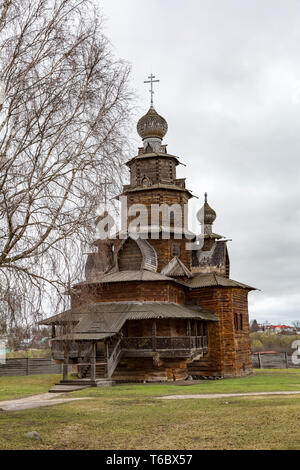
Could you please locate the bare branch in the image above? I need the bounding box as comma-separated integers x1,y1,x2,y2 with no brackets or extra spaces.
0,0,133,326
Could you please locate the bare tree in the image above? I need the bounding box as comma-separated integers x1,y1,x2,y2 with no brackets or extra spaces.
250,319,259,333
0,0,133,325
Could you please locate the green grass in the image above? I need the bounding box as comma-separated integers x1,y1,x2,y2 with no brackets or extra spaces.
70,368,300,400
0,375,61,401
1,369,300,402
1,370,300,449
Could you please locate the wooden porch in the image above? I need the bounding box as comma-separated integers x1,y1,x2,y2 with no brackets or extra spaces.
121,335,208,357
51,333,208,387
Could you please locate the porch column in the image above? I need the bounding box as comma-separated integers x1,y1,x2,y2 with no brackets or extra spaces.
51,325,56,339
90,341,96,382
78,341,82,359
152,321,157,351
104,340,109,377
63,348,69,381
195,321,199,348
187,320,192,349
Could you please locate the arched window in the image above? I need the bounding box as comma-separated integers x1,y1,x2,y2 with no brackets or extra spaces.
172,243,180,257
141,177,148,188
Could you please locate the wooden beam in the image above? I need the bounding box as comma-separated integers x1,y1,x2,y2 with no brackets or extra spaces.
152,321,157,351
285,351,289,369
62,349,69,381
90,341,96,381
258,352,262,369
187,320,192,349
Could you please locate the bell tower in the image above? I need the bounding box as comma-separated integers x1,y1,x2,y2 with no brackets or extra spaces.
118,76,195,270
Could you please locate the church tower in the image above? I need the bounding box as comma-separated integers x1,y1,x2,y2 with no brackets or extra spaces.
118,97,193,271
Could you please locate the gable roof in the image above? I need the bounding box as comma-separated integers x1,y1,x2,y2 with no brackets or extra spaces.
192,240,228,269
161,257,193,278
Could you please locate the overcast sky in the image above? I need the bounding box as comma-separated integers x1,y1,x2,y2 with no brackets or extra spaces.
100,0,300,324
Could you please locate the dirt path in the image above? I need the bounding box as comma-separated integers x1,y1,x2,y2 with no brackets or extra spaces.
0,392,89,411
158,390,300,400
2,389,300,412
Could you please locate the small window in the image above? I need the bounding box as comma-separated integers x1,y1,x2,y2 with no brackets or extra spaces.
234,313,239,331
142,177,148,187
172,243,180,257
234,313,243,331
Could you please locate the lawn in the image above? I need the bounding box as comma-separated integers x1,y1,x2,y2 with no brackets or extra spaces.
0,374,61,401
1,369,300,450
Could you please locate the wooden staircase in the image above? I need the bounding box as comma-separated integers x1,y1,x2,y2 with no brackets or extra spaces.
64,338,123,388
80,355,107,379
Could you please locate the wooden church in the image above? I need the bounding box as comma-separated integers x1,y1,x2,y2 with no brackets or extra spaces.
41,80,255,386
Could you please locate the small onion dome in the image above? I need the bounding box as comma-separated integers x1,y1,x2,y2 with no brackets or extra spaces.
137,106,168,140
196,193,216,225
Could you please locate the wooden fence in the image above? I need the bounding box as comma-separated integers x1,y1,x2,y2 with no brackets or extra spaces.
252,352,299,369
0,357,62,376
0,353,299,377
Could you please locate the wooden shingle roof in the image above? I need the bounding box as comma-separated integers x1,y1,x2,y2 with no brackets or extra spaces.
184,273,256,290
40,301,218,339
74,270,173,287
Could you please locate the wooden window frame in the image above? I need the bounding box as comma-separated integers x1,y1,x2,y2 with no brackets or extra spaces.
234,313,244,331
172,243,180,257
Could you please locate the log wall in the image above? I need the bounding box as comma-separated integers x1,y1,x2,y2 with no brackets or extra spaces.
71,282,253,379
71,281,186,308
186,287,252,377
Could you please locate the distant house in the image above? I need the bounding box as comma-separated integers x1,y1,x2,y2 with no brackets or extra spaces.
259,324,296,334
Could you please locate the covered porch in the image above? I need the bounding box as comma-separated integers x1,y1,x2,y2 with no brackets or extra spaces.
41,301,217,386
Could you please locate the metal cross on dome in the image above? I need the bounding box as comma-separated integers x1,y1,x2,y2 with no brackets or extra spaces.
144,73,160,107
99,177,112,209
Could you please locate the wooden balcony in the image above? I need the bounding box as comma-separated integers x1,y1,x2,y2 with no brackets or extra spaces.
51,335,208,361
121,335,208,358
51,340,78,361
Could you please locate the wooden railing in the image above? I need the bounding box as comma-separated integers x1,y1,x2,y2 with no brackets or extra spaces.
51,335,208,380
51,340,78,351
77,344,93,379
51,340,78,359
107,338,122,378
121,336,207,351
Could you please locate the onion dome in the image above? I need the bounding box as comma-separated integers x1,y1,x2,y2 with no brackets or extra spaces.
196,193,216,230
137,106,168,140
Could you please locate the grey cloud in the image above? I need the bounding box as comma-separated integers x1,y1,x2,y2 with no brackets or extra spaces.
101,0,300,323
